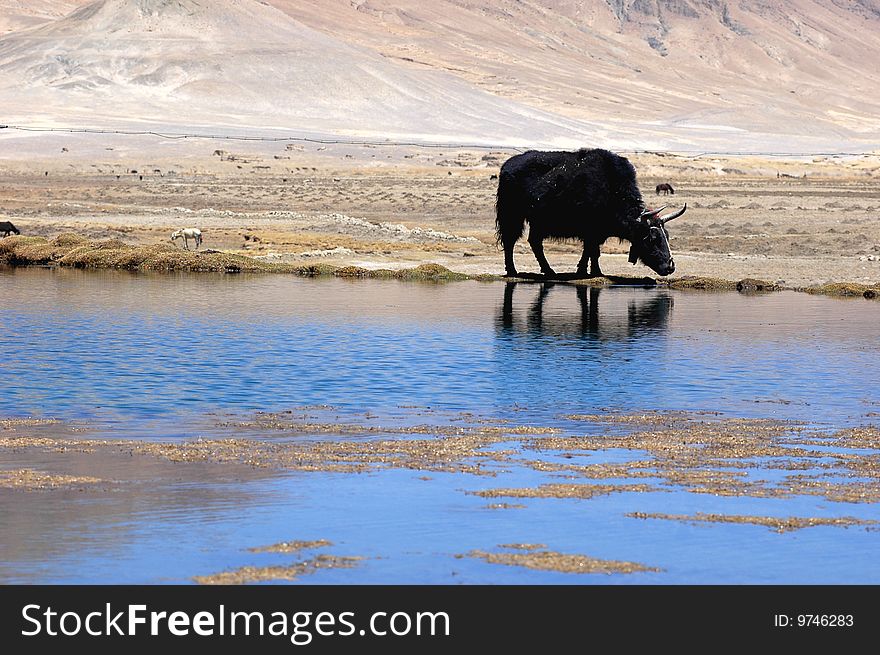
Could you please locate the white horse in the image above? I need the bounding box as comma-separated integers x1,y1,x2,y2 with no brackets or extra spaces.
171,228,203,250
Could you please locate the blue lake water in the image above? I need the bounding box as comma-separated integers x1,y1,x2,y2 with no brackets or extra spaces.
1,267,878,584
2,268,877,426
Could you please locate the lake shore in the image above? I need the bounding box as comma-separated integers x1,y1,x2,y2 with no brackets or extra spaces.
2,233,878,299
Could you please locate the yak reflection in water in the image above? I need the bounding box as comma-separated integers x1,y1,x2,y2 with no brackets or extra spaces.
497,281,673,340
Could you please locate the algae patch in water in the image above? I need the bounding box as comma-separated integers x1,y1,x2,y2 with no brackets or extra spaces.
563,411,696,426
1,418,61,430
248,540,333,554
0,432,514,476
498,543,546,551
2,415,878,505
227,411,559,437
461,549,661,575
193,554,362,585
0,468,104,491
472,483,657,500
520,420,880,503
627,512,878,533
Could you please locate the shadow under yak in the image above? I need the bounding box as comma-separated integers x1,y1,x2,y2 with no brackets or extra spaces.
502,271,658,286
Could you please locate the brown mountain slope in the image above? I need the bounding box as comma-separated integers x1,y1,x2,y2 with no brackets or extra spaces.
0,0,878,151
265,0,880,148
0,1,81,32
0,0,607,147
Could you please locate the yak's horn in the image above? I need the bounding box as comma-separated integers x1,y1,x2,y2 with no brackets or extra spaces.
640,205,667,219
659,203,687,223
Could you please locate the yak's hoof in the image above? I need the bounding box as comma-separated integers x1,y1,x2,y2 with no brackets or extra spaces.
505,270,518,278
541,269,557,279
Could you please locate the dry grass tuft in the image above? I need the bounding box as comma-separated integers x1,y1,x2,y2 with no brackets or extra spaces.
805,282,880,299
1,234,473,280
736,278,777,292
665,276,738,290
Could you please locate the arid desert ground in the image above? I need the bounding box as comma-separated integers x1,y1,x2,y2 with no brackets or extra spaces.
2,139,878,287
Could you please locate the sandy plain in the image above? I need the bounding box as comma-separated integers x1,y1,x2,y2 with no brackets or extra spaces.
1,139,879,288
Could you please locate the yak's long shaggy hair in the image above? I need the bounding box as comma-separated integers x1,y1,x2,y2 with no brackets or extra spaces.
495,148,646,247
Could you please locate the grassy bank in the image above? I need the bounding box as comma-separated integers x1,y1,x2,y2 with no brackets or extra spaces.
1,234,877,298
0,234,472,280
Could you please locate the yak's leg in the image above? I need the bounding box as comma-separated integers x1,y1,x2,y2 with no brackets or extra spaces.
576,243,591,277
502,240,517,277
577,242,602,277
589,242,603,277
528,233,555,277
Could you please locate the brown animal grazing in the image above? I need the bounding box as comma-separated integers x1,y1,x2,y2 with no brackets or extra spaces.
656,183,675,195
1,220,20,237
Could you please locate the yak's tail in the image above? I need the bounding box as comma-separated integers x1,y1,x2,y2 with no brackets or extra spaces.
495,173,526,248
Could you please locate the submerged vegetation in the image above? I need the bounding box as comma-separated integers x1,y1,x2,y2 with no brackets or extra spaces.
626,512,877,533
460,548,662,574
193,554,363,585
0,468,105,491
3,413,879,504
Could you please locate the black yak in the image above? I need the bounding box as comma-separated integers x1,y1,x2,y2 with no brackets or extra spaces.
0,220,20,237
495,148,685,277
656,183,675,195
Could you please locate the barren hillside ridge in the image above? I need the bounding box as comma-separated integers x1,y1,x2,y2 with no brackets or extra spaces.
0,0,608,148
0,1,81,33
268,0,880,149
0,0,879,151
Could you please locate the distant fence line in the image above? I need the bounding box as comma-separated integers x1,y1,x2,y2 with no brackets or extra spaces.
1,123,877,158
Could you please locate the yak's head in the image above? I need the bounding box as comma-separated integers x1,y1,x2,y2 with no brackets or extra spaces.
627,204,687,276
